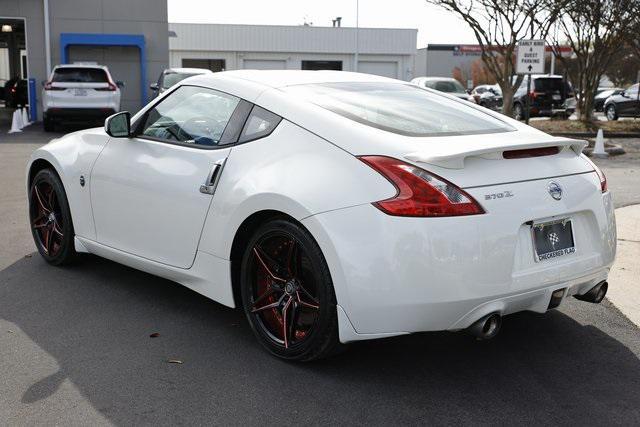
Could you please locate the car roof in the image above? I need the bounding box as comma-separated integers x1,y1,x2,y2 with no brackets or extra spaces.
421,77,458,82
177,70,406,111
164,67,213,74
193,70,397,90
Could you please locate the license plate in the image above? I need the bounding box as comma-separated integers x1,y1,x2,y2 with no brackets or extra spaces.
552,94,561,100
531,218,575,262
74,88,87,96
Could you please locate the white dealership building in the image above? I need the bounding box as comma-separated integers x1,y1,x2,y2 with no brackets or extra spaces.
168,23,417,81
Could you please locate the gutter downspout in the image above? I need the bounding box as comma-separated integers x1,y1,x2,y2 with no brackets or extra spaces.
43,0,51,76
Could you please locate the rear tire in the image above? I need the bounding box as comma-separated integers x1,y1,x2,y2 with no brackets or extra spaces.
240,218,341,361
28,169,76,265
43,115,54,132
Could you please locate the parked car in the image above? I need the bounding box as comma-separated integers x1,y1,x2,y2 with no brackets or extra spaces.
602,85,639,120
27,70,615,361
42,63,123,131
5,79,28,108
471,84,503,111
411,77,476,103
150,67,213,98
512,75,573,120
594,88,623,112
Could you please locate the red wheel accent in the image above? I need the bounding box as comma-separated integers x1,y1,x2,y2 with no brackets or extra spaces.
30,181,65,257
249,235,320,348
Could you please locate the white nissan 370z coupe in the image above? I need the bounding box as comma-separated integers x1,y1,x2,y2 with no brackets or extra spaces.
27,71,616,361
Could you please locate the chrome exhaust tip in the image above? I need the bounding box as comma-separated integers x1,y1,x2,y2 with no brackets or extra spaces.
467,313,502,340
574,281,608,304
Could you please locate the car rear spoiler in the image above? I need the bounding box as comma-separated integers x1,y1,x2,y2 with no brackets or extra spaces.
404,138,587,169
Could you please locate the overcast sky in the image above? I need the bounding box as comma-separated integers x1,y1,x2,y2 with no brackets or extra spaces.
167,0,478,47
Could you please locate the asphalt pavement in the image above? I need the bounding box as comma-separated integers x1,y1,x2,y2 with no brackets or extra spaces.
1,125,640,425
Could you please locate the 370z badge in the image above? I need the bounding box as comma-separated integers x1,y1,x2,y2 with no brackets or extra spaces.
484,190,514,200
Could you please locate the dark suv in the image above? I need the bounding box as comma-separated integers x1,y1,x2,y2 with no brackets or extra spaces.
5,79,28,108
512,75,573,120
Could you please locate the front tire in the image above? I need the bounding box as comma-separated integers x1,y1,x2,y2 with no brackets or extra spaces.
240,219,340,361
606,104,618,121
29,169,76,265
513,103,524,121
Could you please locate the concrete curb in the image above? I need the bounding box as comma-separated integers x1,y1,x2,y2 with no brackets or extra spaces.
607,204,640,327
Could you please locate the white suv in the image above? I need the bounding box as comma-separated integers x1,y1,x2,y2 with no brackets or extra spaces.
42,64,122,131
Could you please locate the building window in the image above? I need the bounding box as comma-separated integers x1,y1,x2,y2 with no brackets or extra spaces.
182,59,226,72
301,60,342,71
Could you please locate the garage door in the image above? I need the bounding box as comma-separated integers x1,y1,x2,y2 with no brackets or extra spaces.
69,45,140,112
243,60,287,70
358,61,398,79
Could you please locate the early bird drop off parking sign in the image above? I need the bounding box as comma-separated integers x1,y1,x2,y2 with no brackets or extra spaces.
516,40,545,74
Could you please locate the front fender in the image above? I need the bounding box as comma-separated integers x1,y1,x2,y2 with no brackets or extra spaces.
26,128,110,240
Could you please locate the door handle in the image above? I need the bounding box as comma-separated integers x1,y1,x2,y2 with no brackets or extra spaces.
199,158,226,195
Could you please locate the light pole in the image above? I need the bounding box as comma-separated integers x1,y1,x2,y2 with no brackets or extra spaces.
354,0,359,72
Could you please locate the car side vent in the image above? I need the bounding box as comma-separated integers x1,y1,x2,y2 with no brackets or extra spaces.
502,146,560,159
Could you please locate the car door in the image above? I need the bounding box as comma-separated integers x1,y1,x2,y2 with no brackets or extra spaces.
90,85,249,268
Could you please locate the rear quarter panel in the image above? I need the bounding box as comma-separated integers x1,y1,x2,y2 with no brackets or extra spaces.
197,120,395,259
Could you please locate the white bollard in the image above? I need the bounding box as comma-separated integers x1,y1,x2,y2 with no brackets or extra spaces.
592,129,608,158
8,109,23,133
21,107,30,127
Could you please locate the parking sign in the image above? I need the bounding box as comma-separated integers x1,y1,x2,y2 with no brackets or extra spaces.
516,40,545,74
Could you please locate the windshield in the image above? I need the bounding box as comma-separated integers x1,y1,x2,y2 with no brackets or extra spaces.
283,82,514,137
163,72,199,89
52,68,108,83
596,90,614,99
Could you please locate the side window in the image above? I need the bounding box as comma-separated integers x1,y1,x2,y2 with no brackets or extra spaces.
238,106,282,143
139,85,240,147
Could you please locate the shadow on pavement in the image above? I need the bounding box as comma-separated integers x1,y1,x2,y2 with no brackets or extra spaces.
1,254,639,424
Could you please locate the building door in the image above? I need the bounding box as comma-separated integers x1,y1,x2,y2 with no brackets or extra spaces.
68,45,140,112
301,60,342,71
182,59,226,72
243,59,286,70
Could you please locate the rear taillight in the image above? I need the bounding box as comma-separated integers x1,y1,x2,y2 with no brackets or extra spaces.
358,156,484,217
95,82,117,91
43,81,64,91
585,157,607,193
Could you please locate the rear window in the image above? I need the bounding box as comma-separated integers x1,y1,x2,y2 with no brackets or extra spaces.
162,72,198,89
283,82,514,137
52,68,109,83
534,78,572,93
434,80,466,94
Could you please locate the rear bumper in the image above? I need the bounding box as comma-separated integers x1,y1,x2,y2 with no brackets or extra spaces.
44,108,116,122
303,173,616,341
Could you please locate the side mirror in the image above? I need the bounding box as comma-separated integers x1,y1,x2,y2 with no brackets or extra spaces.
116,81,125,88
149,82,159,91
105,111,131,138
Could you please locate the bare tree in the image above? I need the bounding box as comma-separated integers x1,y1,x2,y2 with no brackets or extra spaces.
550,0,640,121
426,0,566,117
